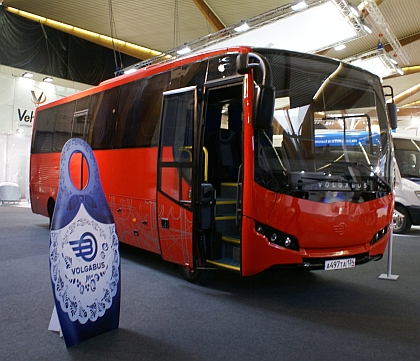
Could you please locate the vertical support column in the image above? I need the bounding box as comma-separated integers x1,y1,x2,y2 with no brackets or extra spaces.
379,227,399,280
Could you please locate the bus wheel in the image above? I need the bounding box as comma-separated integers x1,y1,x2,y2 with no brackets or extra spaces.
178,265,215,284
47,198,55,229
393,205,411,234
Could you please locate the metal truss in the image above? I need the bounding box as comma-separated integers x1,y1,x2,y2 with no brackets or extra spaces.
362,0,409,65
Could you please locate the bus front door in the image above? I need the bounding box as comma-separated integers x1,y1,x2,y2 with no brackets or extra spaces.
157,87,196,267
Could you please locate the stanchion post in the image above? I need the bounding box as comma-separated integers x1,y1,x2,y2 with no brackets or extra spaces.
379,226,399,280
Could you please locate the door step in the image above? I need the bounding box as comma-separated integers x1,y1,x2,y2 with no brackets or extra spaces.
207,182,241,272
222,235,240,245
206,259,240,271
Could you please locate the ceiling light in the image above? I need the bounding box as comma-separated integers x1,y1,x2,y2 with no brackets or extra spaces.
348,51,404,79
334,44,346,51
360,18,372,34
348,2,360,17
43,76,53,83
177,45,191,55
126,0,367,71
124,68,137,75
291,1,307,11
390,58,398,65
234,21,249,32
22,72,33,78
202,1,364,54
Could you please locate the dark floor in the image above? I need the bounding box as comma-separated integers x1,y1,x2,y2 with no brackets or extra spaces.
1,203,419,361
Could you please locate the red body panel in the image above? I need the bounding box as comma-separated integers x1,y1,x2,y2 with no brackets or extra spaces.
157,192,193,265
267,193,393,252
241,182,393,276
31,148,162,254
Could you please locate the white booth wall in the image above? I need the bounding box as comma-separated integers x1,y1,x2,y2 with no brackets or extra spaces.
0,65,90,201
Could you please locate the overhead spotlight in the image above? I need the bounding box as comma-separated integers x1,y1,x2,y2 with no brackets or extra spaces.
360,18,372,34
22,72,33,78
124,68,137,75
43,76,53,83
390,57,398,65
177,44,191,55
334,44,346,51
348,2,360,17
234,21,249,32
291,1,307,11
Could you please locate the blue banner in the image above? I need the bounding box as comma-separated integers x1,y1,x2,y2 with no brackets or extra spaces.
49,138,120,347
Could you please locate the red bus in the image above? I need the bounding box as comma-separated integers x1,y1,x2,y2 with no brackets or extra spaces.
30,46,396,282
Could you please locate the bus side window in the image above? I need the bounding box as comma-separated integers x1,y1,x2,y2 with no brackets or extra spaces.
72,110,89,140
114,72,170,148
89,88,119,150
52,101,76,152
32,108,55,153
71,96,91,141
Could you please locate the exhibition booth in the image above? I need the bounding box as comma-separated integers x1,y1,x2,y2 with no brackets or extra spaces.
0,65,89,202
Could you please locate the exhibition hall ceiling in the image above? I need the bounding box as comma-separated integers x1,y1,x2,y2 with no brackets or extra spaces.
2,0,420,117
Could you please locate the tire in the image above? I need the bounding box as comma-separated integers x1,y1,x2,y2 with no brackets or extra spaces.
47,198,55,230
178,265,215,284
393,205,411,234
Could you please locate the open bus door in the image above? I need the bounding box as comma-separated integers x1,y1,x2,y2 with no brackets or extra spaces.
157,86,197,272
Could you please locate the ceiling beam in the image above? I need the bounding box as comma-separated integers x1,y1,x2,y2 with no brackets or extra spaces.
397,107,420,117
191,0,225,31
384,65,420,80
5,6,162,60
383,32,420,53
393,83,420,105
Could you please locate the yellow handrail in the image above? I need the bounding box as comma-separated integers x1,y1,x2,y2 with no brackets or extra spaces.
180,146,208,182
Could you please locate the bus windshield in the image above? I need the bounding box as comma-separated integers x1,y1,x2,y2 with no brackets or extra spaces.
254,50,393,203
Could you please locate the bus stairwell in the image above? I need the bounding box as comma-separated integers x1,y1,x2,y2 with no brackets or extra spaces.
206,182,241,271
202,90,243,272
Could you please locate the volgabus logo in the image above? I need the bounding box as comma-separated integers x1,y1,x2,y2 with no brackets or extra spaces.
70,232,98,262
50,204,119,325
68,231,107,277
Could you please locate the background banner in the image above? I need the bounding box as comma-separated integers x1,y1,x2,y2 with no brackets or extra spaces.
49,138,120,347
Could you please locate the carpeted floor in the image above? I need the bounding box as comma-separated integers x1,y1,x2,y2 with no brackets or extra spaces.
1,204,419,361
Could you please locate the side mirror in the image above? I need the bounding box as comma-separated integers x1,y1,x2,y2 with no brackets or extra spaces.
236,52,275,129
383,85,398,130
387,102,398,130
253,85,275,129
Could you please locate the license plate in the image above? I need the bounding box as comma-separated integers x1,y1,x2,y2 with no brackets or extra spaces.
324,258,355,270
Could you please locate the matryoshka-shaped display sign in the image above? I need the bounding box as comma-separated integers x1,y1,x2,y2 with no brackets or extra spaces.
49,138,120,347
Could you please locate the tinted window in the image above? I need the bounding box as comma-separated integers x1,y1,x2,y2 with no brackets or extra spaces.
32,108,56,153
89,88,119,149
115,72,170,148
52,102,75,151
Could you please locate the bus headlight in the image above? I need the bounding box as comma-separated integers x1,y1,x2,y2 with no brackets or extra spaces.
255,222,299,251
370,224,389,245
